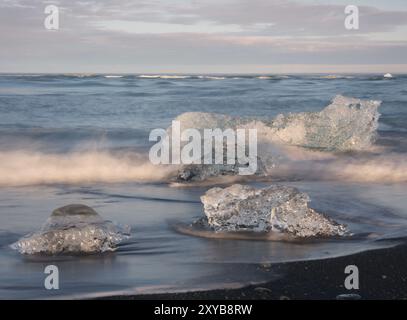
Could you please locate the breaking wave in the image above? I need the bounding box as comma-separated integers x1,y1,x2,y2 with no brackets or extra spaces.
272,152,407,183
0,95,405,186
138,75,191,79
1,147,404,186
104,75,123,78
198,76,226,80
0,150,177,186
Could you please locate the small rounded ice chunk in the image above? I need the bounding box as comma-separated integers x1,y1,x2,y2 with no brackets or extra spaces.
11,204,130,255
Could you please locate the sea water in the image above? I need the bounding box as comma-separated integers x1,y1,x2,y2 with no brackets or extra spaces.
0,73,406,299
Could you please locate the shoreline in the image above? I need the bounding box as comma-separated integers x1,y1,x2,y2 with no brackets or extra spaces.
101,243,407,300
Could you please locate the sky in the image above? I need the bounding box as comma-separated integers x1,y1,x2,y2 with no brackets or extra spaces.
0,0,406,73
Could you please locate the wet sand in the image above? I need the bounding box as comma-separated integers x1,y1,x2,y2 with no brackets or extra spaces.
102,243,407,300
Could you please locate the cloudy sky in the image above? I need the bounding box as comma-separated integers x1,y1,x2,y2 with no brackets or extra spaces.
1,0,406,73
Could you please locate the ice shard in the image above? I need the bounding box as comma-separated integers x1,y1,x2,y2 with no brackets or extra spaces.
11,204,130,254
200,184,347,238
176,146,267,182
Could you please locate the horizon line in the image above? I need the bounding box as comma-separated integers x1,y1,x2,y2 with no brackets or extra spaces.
2,64,407,74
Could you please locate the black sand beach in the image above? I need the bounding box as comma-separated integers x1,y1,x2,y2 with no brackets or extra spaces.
103,243,407,300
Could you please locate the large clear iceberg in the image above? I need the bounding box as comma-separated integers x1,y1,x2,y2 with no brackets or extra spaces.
200,184,347,238
11,204,130,255
263,95,381,151
175,95,381,152
173,95,381,181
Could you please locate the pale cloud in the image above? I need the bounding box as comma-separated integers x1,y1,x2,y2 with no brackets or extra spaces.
92,20,245,34
172,0,407,37
0,0,406,72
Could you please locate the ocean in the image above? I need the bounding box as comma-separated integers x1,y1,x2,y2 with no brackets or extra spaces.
0,73,406,299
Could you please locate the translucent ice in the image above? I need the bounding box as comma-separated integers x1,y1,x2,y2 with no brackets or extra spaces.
172,96,381,181
175,145,267,182
174,95,381,152
200,184,347,238
11,204,130,255
264,95,381,151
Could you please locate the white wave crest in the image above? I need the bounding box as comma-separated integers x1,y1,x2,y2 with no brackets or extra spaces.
138,75,190,79
0,150,177,186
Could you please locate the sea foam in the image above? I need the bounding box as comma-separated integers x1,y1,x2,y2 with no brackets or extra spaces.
0,96,394,186
0,150,176,186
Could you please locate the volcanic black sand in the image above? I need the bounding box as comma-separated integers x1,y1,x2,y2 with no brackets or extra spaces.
102,242,407,300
